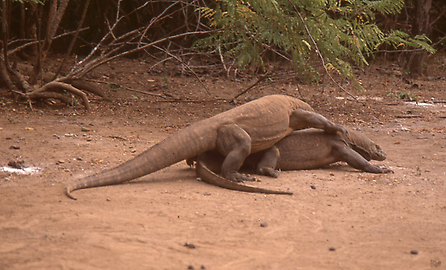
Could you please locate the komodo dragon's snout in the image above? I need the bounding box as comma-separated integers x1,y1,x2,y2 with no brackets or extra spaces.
347,129,386,162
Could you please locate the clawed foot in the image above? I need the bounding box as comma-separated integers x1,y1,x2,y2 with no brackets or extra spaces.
257,167,280,178
186,157,196,168
223,172,256,182
380,166,394,174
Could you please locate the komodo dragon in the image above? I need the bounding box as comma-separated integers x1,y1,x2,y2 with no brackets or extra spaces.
194,128,393,194
66,94,345,200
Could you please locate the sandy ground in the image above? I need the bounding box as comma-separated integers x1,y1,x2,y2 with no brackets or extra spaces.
0,57,445,270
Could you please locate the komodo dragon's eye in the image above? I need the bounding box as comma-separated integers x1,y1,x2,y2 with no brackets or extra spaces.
374,145,387,161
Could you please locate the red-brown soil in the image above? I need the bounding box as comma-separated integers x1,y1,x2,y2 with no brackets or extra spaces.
1,55,445,270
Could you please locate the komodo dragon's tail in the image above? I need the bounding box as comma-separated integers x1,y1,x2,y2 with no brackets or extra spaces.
195,152,293,195
66,122,216,200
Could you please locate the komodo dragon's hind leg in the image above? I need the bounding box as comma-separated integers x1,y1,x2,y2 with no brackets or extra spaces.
216,124,253,182
290,109,346,134
255,146,280,178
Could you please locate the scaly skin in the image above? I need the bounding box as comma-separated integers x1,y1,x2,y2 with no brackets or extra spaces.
66,95,345,200
194,129,392,195
248,128,393,177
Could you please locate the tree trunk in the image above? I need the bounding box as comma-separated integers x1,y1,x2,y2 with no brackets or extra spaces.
406,0,432,78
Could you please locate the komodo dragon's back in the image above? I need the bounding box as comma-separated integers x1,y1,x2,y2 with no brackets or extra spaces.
66,95,326,199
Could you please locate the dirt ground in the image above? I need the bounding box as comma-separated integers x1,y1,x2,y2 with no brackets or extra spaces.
0,55,445,270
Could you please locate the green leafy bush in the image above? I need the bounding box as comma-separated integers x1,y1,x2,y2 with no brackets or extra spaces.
197,0,434,88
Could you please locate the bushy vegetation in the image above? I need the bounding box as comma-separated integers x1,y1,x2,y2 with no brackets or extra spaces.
197,0,435,87
0,0,443,109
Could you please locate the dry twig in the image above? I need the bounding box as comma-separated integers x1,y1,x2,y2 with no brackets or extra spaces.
231,72,270,103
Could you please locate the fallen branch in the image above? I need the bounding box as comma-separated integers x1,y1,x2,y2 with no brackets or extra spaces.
26,91,73,106
27,82,91,110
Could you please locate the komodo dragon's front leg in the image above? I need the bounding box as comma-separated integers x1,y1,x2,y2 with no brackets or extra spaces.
255,145,281,177
215,124,254,182
333,143,393,173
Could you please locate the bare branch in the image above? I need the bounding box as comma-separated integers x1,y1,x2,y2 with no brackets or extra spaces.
53,0,91,80
42,0,70,55
154,44,210,96
138,1,180,47
231,71,269,102
27,92,73,106
31,82,90,110
217,45,229,76
71,30,216,79
0,58,18,92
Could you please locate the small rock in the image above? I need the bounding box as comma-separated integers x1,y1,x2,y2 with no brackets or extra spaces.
329,247,336,251
81,127,91,132
184,242,196,249
9,145,20,150
8,160,25,169
188,265,195,270
260,222,268,227
310,184,317,190
430,260,441,268
410,250,418,255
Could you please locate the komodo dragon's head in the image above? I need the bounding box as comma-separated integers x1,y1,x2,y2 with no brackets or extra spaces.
344,130,387,161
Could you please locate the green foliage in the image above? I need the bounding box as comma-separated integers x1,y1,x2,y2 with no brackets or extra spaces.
387,90,418,101
196,0,435,87
381,30,435,53
107,83,122,89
